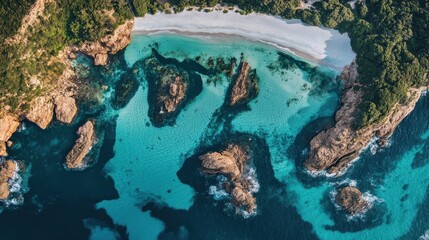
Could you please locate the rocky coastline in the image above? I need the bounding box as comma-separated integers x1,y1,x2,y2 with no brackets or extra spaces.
0,15,134,162
305,61,429,175
200,143,258,216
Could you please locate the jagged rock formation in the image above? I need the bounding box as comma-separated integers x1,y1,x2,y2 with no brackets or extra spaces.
305,61,427,175
228,62,259,106
0,116,21,156
200,143,257,214
65,121,95,169
335,186,368,214
78,20,134,65
54,94,78,124
25,96,54,129
0,160,17,199
160,75,187,113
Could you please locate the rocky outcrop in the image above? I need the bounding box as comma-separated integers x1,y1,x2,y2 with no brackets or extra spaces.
25,96,54,129
305,61,426,175
335,186,367,214
0,160,17,199
200,143,257,214
0,115,21,156
228,62,259,106
78,20,134,65
54,94,77,124
0,142,6,157
160,75,187,113
65,120,95,169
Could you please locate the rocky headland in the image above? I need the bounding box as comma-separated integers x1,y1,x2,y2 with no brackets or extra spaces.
0,160,18,200
335,186,368,214
305,61,428,175
74,20,134,66
228,62,259,106
200,143,258,215
0,2,134,158
65,120,96,170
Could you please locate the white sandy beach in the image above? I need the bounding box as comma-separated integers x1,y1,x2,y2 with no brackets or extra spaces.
133,9,356,69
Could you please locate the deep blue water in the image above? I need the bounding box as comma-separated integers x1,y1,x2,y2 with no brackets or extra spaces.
0,34,428,240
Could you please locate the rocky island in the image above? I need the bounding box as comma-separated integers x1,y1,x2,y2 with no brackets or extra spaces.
227,61,259,107
200,143,257,215
335,186,368,214
143,54,203,127
65,120,96,169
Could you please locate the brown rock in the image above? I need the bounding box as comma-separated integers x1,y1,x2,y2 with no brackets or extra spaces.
0,142,6,157
0,160,17,199
54,95,78,124
305,61,427,175
94,53,108,66
159,75,187,113
335,186,367,214
200,143,257,215
0,115,20,142
229,62,259,106
65,120,95,169
26,96,54,129
79,20,134,66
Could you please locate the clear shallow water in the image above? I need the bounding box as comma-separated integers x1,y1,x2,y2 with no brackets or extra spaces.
1,33,428,240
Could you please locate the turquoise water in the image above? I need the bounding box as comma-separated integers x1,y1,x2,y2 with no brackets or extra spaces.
1,32,428,240
96,34,429,240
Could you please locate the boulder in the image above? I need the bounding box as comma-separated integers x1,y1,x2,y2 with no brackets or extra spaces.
65,120,95,169
26,96,54,129
54,95,78,124
335,186,367,214
0,160,17,199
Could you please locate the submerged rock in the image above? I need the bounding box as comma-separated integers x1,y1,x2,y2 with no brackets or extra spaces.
200,143,257,215
54,94,78,124
228,62,259,106
25,96,54,129
335,186,368,214
111,73,139,109
0,160,17,199
65,120,95,169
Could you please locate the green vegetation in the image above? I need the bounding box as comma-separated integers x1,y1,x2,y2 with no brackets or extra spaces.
2,0,428,129
0,0,132,113
0,0,35,42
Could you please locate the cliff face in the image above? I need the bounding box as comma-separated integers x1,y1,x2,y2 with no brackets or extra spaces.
65,120,95,169
305,62,427,175
78,20,134,65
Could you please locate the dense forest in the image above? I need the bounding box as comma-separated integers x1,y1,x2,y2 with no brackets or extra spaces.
1,0,429,128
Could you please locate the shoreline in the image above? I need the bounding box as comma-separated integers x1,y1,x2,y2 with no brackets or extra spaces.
133,10,356,70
